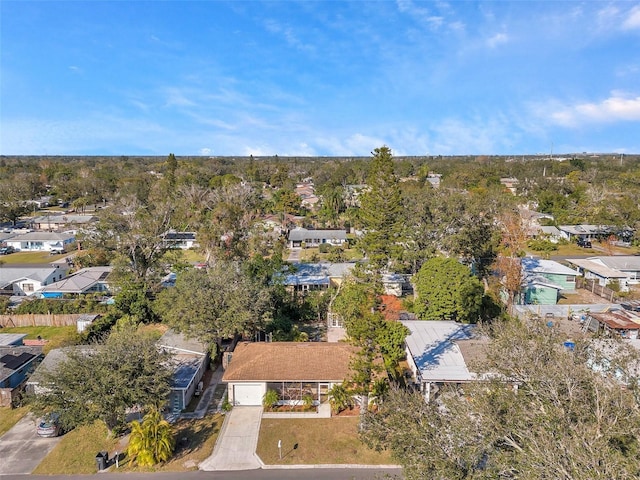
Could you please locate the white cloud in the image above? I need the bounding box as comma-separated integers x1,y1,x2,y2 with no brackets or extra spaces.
199,148,212,155
548,93,640,127
486,32,508,48
623,5,640,30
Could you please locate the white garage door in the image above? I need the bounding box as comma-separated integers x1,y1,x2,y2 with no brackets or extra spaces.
233,384,263,405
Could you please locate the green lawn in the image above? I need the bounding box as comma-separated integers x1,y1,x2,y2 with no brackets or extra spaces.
0,251,67,264
33,421,120,474
0,406,30,436
33,414,224,474
0,326,79,353
257,417,394,465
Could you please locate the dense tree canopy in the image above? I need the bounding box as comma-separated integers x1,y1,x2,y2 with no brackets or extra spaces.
154,261,274,353
30,327,172,433
361,319,640,480
413,257,484,323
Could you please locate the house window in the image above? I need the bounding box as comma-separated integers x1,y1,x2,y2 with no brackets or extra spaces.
566,276,575,282
23,283,34,292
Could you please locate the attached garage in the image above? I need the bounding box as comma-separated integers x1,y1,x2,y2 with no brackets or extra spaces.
232,383,264,406
223,342,357,407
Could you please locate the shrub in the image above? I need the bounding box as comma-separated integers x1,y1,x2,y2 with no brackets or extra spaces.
262,389,279,410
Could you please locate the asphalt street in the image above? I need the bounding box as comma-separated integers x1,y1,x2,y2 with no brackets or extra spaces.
14,468,402,480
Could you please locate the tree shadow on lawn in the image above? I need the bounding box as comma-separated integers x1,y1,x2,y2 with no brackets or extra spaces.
171,416,221,459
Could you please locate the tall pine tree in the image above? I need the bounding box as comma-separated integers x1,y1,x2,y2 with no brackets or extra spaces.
358,146,403,272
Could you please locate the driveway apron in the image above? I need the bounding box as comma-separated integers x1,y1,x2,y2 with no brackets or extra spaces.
0,414,62,475
199,406,263,471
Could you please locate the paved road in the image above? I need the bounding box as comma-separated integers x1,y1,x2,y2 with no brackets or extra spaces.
0,414,62,476
21,468,403,480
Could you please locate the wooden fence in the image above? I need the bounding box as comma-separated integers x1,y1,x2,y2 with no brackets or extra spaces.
0,313,82,328
576,277,623,303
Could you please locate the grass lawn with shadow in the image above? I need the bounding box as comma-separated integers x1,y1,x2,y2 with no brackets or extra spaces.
33,421,119,474
0,406,29,436
119,413,224,472
257,417,394,466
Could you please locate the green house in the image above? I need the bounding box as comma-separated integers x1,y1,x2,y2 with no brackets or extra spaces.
522,258,579,293
524,278,563,305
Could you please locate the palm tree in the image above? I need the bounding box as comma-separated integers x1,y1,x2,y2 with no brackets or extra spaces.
126,407,175,466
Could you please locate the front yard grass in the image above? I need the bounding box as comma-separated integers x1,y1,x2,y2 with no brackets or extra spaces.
0,405,29,436
33,421,119,475
0,251,66,264
257,417,394,465
120,413,224,472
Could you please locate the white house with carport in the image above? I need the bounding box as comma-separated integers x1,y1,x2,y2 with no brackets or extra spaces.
0,266,69,296
583,256,640,285
5,232,75,252
566,257,631,292
401,320,485,402
222,341,356,407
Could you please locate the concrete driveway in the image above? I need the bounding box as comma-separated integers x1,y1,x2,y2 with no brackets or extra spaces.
0,413,62,475
199,407,263,471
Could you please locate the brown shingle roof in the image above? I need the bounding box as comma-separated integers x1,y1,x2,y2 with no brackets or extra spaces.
222,342,357,382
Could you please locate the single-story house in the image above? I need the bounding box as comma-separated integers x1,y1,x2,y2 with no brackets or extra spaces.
28,331,208,412
5,232,75,252
0,266,69,296
566,258,631,292
583,308,640,339
222,342,357,406
0,334,44,406
161,231,198,250
39,266,113,298
158,330,209,413
521,258,579,293
523,276,564,305
583,256,640,285
287,227,347,248
401,320,484,402
283,262,356,294
558,225,612,242
28,214,97,232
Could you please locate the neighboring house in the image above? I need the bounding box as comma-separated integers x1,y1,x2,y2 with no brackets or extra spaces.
558,225,612,242
401,320,484,402
566,258,631,292
283,262,356,294
161,231,198,250
381,273,412,297
500,177,519,194
0,266,69,296
583,308,640,339
28,330,208,413
522,258,579,293
5,232,75,252
28,214,97,232
584,256,640,285
0,334,44,406
222,342,357,406
425,173,442,188
39,266,113,298
523,277,563,305
287,227,347,248
158,329,209,413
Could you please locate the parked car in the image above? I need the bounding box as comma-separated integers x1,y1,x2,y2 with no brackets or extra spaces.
0,246,15,255
576,238,592,248
36,413,62,437
49,249,65,255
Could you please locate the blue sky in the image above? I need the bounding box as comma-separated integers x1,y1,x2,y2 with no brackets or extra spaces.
1,1,640,156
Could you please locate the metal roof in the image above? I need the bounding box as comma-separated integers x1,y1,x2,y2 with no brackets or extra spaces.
522,257,579,276
566,259,629,279
0,334,27,346
401,321,476,382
